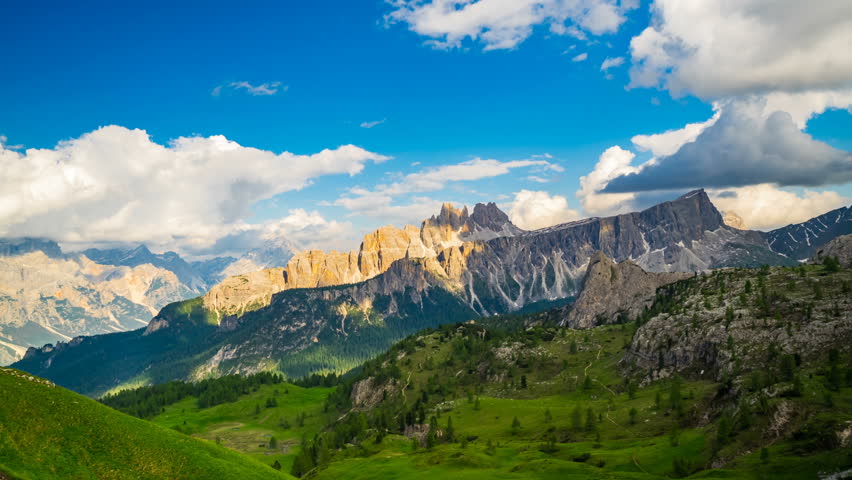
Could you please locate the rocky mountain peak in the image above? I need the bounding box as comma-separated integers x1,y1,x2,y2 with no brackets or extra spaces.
470,202,520,233
426,203,470,230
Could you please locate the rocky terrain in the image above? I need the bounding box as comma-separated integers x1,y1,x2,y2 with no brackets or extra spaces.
560,251,690,328
195,190,797,322
625,263,852,385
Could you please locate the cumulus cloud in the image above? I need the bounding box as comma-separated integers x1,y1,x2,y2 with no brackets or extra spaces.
602,99,852,193
628,0,852,99
576,145,643,216
212,81,287,96
384,0,632,51
0,126,389,253
708,184,850,231
508,190,580,230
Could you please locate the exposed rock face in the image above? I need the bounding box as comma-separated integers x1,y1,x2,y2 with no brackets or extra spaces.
350,377,397,410
625,266,852,384
196,205,520,319
561,252,690,328
456,189,789,316
812,234,852,266
767,206,851,260
0,251,193,365
198,190,791,323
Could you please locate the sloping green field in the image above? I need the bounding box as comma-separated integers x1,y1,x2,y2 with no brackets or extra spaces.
0,367,293,480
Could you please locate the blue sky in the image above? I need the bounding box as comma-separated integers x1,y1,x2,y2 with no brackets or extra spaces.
1,0,850,255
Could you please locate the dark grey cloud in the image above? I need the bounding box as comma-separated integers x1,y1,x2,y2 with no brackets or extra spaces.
603,103,852,194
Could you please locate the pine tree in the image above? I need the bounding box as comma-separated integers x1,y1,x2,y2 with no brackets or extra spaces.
520,375,528,389
544,408,553,423
628,407,637,425
511,416,521,435
571,405,582,430
585,408,596,432
445,416,455,442
272,460,282,470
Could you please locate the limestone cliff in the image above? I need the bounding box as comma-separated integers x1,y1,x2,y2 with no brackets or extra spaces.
561,252,690,328
199,203,517,319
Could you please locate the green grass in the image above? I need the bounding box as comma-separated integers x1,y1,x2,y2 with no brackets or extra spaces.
0,367,292,480
150,383,335,473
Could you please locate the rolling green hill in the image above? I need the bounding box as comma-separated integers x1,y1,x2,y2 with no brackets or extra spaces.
0,367,293,480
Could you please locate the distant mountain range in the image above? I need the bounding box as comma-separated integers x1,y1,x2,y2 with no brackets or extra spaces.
14,190,851,396
0,237,296,365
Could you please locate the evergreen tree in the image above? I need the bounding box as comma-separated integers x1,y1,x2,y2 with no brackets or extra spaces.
272,460,282,470
269,436,278,450
585,408,596,432
628,407,637,425
445,416,455,442
520,375,528,389
544,408,553,423
505,415,519,435
571,405,582,430
760,447,770,464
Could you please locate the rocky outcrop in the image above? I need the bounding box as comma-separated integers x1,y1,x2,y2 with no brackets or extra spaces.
561,252,690,328
625,266,852,384
812,234,852,266
350,377,397,410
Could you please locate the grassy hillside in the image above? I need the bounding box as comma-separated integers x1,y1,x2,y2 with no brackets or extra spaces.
0,367,293,480
305,321,852,479
148,382,335,473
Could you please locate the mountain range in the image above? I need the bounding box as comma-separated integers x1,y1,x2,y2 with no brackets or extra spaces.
13,190,851,396
0,237,296,365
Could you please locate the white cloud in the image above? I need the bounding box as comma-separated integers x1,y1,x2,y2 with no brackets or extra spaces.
600,56,624,71
0,126,389,253
576,145,642,216
201,209,357,256
572,52,588,62
525,175,550,183
629,0,852,99
508,190,580,230
384,0,631,51
213,81,287,96
709,184,850,231
334,156,563,221
630,107,720,157
360,119,387,129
